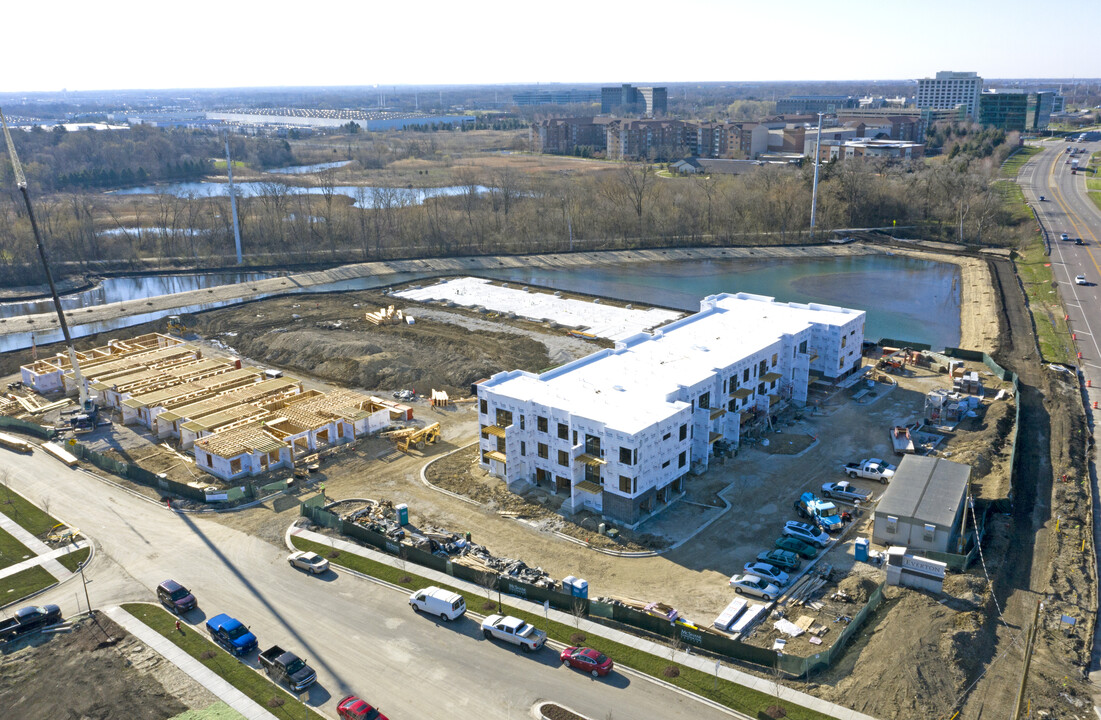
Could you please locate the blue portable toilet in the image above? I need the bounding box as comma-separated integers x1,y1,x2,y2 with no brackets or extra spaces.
562,575,577,595
572,579,589,599
395,503,409,525
854,537,869,562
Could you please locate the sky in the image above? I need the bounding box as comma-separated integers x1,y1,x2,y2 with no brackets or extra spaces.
3,0,1098,92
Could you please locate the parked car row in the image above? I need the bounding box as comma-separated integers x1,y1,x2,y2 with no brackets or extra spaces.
406,586,617,679
733,473,874,602
162,574,385,718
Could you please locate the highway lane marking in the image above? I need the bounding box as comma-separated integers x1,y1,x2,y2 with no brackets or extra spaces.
1042,145,1101,367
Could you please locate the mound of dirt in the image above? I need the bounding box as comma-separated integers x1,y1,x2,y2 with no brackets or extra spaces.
836,574,879,604
186,290,553,396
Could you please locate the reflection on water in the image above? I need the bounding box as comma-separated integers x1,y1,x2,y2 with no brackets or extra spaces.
0,272,276,319
0,255,959,353
478,254,960,349
267,160,353,175
109,182,487,209
0,271,430,353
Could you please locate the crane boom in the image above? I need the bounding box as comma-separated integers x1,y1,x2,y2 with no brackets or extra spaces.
1,108,92,411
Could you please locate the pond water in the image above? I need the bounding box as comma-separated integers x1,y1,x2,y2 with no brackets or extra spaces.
0,272,276,319
109,182,486,209
0,253,959,353
267,160,353,175
477,254,960,349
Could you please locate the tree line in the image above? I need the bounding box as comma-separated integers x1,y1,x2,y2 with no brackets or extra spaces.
0,124,1029,286
0,125,295,193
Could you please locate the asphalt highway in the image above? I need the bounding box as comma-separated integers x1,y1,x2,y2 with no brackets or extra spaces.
1018,138,1101,689
1020,140,1101,366
1,450,738,720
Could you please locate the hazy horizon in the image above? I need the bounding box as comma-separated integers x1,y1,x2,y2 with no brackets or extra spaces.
5,0,1097,93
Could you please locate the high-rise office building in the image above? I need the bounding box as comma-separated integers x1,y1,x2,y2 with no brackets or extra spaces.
916,71,983,119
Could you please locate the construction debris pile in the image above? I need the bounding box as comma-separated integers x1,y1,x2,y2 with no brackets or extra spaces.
341,500,558,589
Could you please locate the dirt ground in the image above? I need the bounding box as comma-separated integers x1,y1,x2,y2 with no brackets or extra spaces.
0,613,227,720
1,252,1094,720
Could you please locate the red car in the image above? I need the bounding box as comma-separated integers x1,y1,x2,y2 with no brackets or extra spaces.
338,695,388,720
560,646,614,677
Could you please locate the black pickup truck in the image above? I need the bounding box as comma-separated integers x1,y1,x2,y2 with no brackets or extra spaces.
258,645,317,693
0,604,62,641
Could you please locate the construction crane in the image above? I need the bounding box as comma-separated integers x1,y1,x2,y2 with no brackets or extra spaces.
2,108,98,431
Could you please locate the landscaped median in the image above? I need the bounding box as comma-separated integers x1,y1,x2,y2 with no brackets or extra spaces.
290,535,836,720
121,603,326,720
1015,224,1074,364
0,486,90,603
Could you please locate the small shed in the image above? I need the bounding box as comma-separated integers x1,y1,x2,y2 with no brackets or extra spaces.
872,455,969,553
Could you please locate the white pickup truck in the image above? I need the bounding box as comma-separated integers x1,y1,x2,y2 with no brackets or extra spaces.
841,458,896,484
480,614,546,652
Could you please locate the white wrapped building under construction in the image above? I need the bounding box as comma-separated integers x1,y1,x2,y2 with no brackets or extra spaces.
476,292,865,527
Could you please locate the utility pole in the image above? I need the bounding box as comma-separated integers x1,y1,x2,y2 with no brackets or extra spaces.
1012,599,1042,720
809,112,824,239
223,133,243,265
2,109,90,409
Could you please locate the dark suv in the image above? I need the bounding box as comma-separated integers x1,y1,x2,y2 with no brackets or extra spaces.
157,579,197,614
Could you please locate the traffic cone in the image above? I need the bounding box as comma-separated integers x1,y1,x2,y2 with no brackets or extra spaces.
1088,379,1092,387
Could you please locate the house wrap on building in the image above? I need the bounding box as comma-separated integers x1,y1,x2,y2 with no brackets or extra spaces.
477,292,865,527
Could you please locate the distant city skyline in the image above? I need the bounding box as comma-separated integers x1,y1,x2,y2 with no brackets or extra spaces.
3,0,1098,93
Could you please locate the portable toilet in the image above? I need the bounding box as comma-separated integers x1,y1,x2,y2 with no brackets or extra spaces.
854,537,869,563
572,578,589,599
562,575,578,595
395,503,409,525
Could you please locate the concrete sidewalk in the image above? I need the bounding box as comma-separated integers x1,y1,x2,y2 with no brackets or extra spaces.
0,540,87,581
0,510,71,580
105,606,275,720
290,525,878,720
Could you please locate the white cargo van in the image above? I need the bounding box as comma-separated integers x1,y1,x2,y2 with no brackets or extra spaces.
409,586,466,621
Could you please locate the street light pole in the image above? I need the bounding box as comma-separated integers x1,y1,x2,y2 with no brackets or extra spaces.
809,112,824,239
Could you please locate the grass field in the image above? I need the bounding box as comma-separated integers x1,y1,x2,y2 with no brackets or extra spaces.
1089,192,1101,214
0,525,35,570
1000,146,1042,178
122,603,326,720
0,487,63,538
290,535,834,720
168,701,242,720
1016,230,1074,363
0,565,57,604
55,546,90,573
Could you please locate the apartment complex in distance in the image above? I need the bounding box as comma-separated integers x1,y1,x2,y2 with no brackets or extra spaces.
916,71,983,119
477,293,865,527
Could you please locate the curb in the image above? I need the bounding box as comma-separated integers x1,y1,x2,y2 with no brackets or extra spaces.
286,522,750,719
0,537,96,612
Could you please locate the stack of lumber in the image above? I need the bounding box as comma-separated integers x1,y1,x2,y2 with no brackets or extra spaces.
365,305,404,326
784,574,829,607
430,389,450,407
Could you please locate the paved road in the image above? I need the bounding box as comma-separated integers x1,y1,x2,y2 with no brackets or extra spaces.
1020,140,1101,368
1,450,735,720
1018,139,1101,690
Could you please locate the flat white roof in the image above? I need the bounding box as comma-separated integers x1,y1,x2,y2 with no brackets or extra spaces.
484,292,863,434
395,276,682,341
